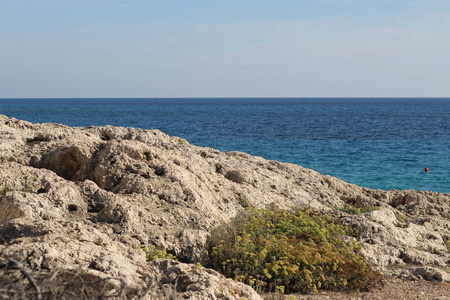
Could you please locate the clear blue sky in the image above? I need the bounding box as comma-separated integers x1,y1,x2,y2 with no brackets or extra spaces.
2,0,450,98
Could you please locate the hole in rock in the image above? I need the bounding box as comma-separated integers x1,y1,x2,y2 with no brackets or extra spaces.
31,147,85,181
59,152,82,180
399,251,413,263
68,205,78,212
99,132,111,141
215,163,223,174
140,173,150,179
30,145,126,194
88,203,105,213
225,170,245,184
154,166,166,177
144,152,152,160
37,188,47,194
177,247,193,264
26,135,51,144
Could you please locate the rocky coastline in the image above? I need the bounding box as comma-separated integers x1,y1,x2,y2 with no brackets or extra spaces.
0,115,449,299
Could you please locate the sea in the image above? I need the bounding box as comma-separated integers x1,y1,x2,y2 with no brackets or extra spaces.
1,98,449,193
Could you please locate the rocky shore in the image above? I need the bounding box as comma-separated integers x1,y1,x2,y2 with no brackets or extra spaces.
0,115,449,299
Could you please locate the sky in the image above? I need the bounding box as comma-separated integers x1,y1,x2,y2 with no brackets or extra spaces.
1,0,450,98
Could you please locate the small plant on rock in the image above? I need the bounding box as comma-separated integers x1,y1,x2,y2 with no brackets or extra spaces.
178,138,188,145
395,212,407,223
0,184,13,196
339,204,380,215
139,245,176,261
239,198,250,208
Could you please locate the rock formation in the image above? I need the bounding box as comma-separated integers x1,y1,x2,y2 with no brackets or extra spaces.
0,115,449,299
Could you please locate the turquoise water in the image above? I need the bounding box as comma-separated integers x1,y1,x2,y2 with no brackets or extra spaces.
1,98,449,193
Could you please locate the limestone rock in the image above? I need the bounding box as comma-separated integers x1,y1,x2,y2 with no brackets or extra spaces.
147,259,263,299
1,115,450,298
412,267,450,282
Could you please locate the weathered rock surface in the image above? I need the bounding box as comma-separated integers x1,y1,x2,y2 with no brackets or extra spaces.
147,259,262,299
0,115,449,298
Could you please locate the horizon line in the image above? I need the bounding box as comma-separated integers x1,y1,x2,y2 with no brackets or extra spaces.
2,97,450,100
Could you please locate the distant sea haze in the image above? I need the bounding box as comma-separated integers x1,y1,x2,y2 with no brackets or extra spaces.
1,98,449,193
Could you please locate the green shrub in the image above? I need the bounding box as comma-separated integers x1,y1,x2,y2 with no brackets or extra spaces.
178,138,189,145
0,184,13,196
139,245,176,261
239,198,250,208
206,204,381,294
0,184,38,195
339,204,380,215
395,212,407,223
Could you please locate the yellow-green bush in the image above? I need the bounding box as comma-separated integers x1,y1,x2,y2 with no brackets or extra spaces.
395,212,407,223
206,204,381,294
339,204,380,215
139,245,176,261
0,184,12,196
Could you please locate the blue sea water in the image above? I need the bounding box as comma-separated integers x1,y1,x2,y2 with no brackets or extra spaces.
1,98,449,193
